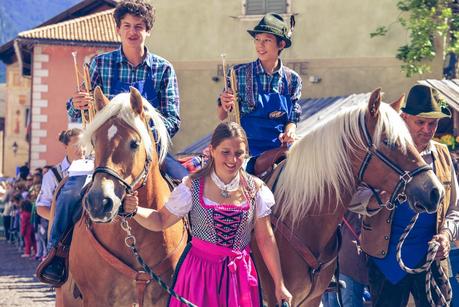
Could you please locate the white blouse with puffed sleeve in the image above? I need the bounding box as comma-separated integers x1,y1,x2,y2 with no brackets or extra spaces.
165,178,275,219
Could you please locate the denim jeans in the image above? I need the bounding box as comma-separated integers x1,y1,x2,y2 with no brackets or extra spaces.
47,175,87,249
367,259,443,307
321,274,365,307
162,152,188,181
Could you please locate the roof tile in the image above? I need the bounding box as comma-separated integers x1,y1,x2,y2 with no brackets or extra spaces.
18,9,120,43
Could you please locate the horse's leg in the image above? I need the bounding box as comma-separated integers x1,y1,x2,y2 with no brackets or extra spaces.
55,287,63,307
60,274,83,307
251,239,276,305
302,296,323,307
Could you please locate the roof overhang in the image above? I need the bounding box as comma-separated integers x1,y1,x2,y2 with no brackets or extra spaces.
12,38,120,77
0,0,117,70
418,79,459,112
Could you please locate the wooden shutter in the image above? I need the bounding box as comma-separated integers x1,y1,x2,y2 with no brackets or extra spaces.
246,0,286,15
266,0,286,14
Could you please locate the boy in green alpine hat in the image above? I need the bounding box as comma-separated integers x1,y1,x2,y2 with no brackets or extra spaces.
217,13,302,175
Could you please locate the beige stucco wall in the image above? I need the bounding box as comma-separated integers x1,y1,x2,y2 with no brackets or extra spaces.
146,0,444,151
3,63,31,177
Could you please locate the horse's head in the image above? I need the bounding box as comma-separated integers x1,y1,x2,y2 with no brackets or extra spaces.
276,88,444,226
352,88,444,213
82,86,169,222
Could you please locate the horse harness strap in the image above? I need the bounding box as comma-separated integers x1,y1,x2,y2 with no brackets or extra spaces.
271,215,339,278
92,160,151,195
266,162,340,280
84,214,186,307
271,215,319,270
357,112,431,210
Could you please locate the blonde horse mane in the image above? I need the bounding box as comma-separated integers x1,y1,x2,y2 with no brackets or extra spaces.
81,93,170,163
276,101,413,225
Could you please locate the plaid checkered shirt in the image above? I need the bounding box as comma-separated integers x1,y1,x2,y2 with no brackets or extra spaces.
67,47,181,137
219,59,302,123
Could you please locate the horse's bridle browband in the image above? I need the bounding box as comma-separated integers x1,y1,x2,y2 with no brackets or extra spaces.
357,112,432,210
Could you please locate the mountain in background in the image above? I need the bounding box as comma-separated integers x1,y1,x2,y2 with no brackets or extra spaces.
0,0,80,82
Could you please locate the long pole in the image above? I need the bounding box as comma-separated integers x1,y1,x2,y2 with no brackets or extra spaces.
71,51,86,127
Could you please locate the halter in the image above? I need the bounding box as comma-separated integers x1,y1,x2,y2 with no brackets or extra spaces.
357,111,432,210
92,158,151,195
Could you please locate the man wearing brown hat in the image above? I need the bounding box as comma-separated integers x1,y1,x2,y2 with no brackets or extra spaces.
217,13,302,175
355,84,459,306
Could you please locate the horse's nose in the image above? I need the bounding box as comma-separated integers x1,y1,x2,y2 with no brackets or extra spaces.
102,197,113,213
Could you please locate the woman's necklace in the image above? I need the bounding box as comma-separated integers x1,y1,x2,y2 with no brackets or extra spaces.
210,170,240,198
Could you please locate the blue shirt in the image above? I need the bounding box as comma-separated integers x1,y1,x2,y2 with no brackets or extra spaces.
372,202,436,284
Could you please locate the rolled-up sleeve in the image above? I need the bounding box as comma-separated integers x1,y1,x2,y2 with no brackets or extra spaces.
288,74,302,124
36,172,57,208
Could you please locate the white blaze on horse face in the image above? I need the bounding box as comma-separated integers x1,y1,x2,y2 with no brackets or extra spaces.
107,124,118,141
101,177,122,208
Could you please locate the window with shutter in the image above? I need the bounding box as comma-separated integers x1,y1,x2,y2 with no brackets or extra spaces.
246,0,287,15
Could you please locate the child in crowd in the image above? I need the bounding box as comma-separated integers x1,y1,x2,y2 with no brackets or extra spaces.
20,199,35,258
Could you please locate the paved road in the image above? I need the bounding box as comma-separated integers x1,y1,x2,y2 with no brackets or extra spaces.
0,239,55,307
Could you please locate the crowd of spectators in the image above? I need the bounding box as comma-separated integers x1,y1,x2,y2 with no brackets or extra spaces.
0,165,52,261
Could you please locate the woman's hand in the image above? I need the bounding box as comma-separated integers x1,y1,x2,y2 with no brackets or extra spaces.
123,191,138,213
275,282,292,306
219,89,235,112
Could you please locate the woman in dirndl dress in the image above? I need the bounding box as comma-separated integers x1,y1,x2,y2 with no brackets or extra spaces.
124,121,291,307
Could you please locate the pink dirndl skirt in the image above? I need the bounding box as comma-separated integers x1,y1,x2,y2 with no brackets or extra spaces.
168,237,261,307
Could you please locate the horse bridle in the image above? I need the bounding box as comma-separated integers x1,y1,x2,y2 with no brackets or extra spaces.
357,111,432,210
92,157,151,195
89,117,155,216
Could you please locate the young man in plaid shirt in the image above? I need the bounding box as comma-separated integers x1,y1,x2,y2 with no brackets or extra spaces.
39,0,186,285
68,0,187,180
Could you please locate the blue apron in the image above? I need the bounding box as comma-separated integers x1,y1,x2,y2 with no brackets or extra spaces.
110,64,159,107
110,63,188,180
240,64,293,157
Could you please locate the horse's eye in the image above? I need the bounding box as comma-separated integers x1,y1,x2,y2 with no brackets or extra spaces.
130,140,140,150
383,138,396,150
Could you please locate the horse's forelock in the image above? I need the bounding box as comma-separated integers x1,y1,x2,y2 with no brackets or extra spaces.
275,101,413,226
81,93,169,163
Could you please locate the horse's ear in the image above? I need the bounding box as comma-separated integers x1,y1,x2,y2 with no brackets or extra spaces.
368,88,381,117
94,86,109,111
129,87,144,116
389,94,405,113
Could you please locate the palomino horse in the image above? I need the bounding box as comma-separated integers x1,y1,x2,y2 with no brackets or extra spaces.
63,87,186,307
254,89,444,306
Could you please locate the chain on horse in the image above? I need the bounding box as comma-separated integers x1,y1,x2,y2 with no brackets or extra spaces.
120,217,197,307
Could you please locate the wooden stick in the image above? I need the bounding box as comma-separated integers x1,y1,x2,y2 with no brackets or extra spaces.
71,51,86,127
220,53,228,92
83,64,95,122
83,64,91,92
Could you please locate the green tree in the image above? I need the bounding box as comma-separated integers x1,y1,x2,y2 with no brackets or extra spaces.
370,0,459,77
